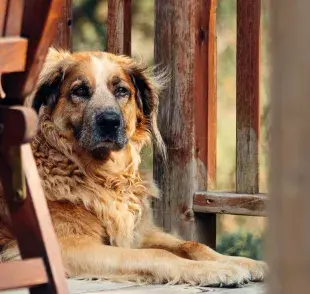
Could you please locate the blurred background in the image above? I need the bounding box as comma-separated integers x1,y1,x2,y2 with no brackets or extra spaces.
72,0,270,260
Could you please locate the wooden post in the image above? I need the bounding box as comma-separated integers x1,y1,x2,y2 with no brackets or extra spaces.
107,0,131,55
236,0,261,194
153,0,217,247
269,0,310,293
53,0,72,50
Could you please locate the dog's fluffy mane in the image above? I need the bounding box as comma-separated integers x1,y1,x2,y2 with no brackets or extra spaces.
29,49,169,248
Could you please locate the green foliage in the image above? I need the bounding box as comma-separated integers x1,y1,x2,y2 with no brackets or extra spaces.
217,231,265,260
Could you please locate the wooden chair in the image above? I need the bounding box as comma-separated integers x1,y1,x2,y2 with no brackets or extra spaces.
0,1,68,293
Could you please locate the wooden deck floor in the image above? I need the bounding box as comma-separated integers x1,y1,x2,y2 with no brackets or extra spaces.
5,280,265,294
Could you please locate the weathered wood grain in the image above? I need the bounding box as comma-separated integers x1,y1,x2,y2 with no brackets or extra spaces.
268,1,310,293
0,258,47,291
193,191,267,216
153,0,217,247
107,0,131,55
236,0,261,194
0,37,27,73
52,0,72,50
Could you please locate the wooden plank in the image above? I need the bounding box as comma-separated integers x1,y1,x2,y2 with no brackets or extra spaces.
236,0,261,194
0,37,28,73
4,0,24,36
2,0,64,100
0,0,9,35
268,1,310,293
52,0,72,50
0,258,47,291
153,0,217,247
193,191,267,216
107,0,131,55
22,144,69,294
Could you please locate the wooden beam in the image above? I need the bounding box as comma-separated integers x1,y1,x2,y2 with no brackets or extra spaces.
236,0,261,194
153,0,217,247
193,191,267,216
107,0,131,55
0,37,28,73
0,258,47,291
269,1,310,293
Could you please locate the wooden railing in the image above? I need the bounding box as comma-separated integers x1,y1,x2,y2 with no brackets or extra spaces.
105,0,266,248
51,0,266,248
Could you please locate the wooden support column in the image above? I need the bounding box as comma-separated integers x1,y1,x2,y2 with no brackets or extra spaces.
236,0,261,194
154,0,217,247
269,1,310,293
107,0,131,55
53,0,72,50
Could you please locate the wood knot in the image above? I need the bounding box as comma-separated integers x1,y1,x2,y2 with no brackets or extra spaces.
199,27,206,42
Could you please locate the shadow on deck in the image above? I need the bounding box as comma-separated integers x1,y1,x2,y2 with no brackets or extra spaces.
5,280,265,294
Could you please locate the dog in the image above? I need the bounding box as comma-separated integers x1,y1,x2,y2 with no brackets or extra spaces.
0,48,266,286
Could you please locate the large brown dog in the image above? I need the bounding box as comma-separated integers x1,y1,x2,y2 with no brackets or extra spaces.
0,49,266,286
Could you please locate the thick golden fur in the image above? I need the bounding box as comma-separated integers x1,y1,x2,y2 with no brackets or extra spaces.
0,49,266,286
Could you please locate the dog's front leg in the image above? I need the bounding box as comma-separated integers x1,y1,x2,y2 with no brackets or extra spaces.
141,229,267,281
59,236,249,286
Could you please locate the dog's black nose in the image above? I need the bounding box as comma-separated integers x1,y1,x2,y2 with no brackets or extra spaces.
96,110,122,135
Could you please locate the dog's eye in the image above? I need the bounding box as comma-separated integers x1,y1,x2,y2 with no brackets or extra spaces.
71,85,90,98
115,87,130,98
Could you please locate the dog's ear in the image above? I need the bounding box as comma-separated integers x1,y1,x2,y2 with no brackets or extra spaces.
130,66,168,159
32,70,63,113
31,48,72,113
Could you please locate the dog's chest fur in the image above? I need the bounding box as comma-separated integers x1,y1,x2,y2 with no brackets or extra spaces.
32,134,155,249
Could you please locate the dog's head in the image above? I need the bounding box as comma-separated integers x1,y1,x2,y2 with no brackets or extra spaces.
31,49,166,160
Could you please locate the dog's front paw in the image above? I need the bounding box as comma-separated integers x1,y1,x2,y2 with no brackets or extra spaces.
207,264,250,287
181,261,250,287
219,257,267,282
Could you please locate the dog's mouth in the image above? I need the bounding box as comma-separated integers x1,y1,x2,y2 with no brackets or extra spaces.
90,138,128,160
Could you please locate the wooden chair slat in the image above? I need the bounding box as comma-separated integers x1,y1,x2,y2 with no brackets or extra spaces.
0,37,28,73
0,0,9,36
0,144,69,294
4,0,24,36
0,258,48,291
3,0,63,100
